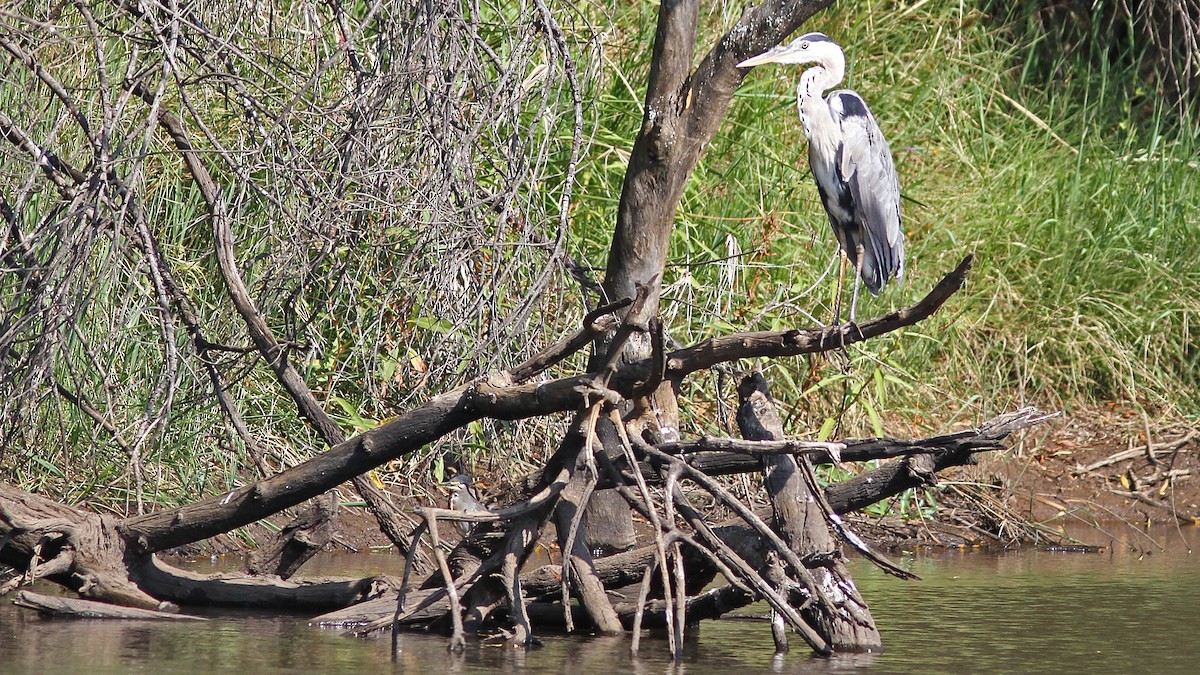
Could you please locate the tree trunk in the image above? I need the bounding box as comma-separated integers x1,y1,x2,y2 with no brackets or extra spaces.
737,372,882,653
586,0,836,559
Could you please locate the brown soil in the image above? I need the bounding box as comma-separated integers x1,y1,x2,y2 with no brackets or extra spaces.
848,403,1199,551
975,405,1199,526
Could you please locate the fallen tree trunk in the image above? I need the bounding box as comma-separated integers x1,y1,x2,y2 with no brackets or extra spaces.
13,591,207,621
309,403,1051,629
308,406,1050,632
132,556,397,610
3,392,1046,622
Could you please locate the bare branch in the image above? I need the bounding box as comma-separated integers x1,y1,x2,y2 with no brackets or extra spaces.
666,254,975,377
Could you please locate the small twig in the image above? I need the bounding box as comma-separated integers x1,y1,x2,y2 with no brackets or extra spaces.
665,483,829,654
664,464,684,660
630,562,655,656
420,508,465,652
608,407,678,651
668,469,687,661
392,519,429,652
636,437,830,608
1075,429,1198,474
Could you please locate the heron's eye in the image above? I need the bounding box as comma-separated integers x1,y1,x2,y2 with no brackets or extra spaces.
800,41,810,49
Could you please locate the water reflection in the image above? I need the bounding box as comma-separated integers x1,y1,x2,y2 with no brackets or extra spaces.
1,526,1196,673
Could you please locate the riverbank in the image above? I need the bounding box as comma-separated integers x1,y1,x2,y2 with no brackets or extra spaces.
847,405,1198,551
981,406,1199,528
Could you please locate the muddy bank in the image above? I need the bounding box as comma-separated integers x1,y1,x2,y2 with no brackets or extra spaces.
859,406,1199,550
982,407,1198,525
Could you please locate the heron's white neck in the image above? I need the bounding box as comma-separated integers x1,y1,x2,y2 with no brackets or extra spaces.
802,60,845,94
797,63,844,151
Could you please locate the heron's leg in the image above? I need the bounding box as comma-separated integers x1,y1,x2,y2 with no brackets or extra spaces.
832,248,847,326
820,249,849,351
849,243,865,324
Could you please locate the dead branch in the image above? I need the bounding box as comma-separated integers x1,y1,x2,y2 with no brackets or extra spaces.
131,555,394,610
824,408,1058,515
1074,429,1199,474
519,406,1048,493
116,370,616,554
665,254,974,378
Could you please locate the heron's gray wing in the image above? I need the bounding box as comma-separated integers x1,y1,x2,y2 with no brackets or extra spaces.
829,90,904,294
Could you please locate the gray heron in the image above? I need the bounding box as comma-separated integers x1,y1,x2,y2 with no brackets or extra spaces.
738,32,904,323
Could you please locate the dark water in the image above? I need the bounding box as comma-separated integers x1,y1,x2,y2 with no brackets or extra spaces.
2,526,1197,674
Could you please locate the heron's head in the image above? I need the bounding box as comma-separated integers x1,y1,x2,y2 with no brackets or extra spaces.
737,32,844,70
438,474,473,494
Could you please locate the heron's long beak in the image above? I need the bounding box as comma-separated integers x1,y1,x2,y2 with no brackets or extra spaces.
737,46,788,68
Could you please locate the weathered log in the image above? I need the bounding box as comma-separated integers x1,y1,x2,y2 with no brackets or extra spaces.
0,485,162,610
247,494,337,579
618,584,755,628
13,591,206,621
312,587,432,627
132,555,395,610
826,408,1055,513
553,464,624,634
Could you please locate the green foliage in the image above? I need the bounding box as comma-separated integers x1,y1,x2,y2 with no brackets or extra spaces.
0,1,596,507
984,0,1200,111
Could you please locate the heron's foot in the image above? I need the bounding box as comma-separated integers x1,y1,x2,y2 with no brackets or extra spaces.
845,320,865,342
819,323,844,351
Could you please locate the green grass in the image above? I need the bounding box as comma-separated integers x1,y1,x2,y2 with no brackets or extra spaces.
570,1,1200,443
